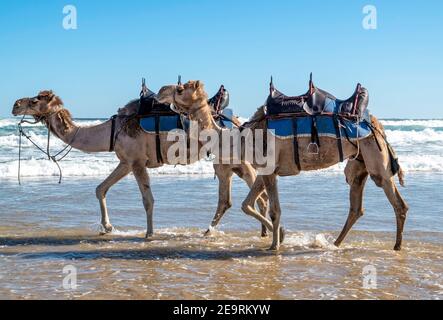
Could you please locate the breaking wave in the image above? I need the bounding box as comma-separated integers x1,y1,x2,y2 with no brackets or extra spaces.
0,118,442,178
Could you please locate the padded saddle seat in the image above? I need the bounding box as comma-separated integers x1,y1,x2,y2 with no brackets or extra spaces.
266,75,369,117
138,87,177,116
208,85,230,113
138,82,230,117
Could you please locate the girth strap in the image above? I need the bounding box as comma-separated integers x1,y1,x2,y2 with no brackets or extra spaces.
291,117,301,171
109,115,117,152
307,116,320,154
154,115,163,163
333,115,344,162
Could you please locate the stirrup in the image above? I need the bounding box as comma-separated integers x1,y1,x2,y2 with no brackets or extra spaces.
307,142,319,155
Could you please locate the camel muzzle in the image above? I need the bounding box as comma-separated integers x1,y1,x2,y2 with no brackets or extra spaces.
12,99,30,116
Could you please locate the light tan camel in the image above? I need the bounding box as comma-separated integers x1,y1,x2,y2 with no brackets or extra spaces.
157,80,409,251
12,90,269,238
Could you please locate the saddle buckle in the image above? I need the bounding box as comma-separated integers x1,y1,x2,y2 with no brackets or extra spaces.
307,142,319,155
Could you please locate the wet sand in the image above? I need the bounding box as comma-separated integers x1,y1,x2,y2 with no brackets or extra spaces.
0,174,442,300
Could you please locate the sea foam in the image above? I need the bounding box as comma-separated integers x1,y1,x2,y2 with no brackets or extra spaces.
0,118,442,178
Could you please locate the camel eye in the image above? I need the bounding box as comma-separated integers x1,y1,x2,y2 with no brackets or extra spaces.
32,98,39,104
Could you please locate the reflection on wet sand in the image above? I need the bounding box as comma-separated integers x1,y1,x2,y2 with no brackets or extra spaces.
0,228,442,299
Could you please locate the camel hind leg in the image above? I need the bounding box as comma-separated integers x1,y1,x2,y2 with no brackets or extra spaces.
376,176,409,250
241,176,274,233
360,135,409,250
96,162,131,234
207,164,269,237
262,174,282,251
232,164,269,237
335,159,369,247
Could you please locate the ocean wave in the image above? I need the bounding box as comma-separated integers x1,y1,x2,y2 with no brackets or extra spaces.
0,157,216,178
0,118,104,129
1,118,442,177
381,119,443,128
385,128,443,146
1,153,442,179
2,126,442,148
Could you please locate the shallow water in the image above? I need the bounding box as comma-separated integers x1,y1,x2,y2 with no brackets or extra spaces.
0,173,442,300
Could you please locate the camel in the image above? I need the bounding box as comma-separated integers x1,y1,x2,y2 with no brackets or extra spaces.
12,90,269,238
157,80,409,251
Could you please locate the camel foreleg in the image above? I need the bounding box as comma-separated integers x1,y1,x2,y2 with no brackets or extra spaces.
133,163,155,238
96,162,131,234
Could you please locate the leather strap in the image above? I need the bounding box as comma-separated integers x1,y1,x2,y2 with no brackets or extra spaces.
109,115,117,152
333,115,344,162
155,115,163,163
292,117,301,171
311,116,320,148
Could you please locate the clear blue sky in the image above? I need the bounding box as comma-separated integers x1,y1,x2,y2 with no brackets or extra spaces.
1,0,442,119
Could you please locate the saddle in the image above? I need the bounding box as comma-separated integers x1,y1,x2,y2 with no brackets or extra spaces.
266,74,369,117
137,79,233,163
138,80,230,117
265,74,371,171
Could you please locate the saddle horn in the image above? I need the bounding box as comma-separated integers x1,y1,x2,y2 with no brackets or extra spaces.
309,73,314,94
177,75,182,86
140,77,148,97
270,76,275,94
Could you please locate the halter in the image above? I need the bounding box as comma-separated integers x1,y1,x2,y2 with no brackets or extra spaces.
17,106,79,185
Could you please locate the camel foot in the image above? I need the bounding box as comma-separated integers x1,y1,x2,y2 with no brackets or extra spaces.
261,227,268,238
334,240,342,248
145,232,154,239
267,244,280,252
394,244,402,251
99,223,114,235
204,226,216,237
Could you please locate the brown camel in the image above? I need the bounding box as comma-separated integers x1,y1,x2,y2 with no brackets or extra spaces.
12,90,269,238
157,80,409,251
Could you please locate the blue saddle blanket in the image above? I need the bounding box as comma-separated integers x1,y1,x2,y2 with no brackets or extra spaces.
140,108,235,133
267,116,372,140
140,115,182,133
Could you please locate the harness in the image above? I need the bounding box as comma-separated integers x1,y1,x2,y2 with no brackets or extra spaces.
17,111,79,185
265,76,371,169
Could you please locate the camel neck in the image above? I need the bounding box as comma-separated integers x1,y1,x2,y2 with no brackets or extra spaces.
188,101,221,133
46,110,113,153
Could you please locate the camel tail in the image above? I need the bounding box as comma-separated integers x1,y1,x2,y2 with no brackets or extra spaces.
388,145,405,187
398,166,405,187
370,114,406,187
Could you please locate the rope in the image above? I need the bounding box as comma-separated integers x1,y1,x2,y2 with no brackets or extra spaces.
17,115,79,185
349,115,361,161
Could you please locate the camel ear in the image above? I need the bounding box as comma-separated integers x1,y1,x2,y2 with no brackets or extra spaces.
194,81,201,89
38,90,55,100
49,95,64,107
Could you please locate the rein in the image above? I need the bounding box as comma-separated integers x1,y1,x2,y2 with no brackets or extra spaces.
17,112,79,185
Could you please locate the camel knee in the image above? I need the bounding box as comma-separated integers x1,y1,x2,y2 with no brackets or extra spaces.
370,174,385,188
351,208,365,220
96,185,107,200
257,196,268,209
241,200,254,216
269,207,281,222
347,174,368,187
222,200,233,211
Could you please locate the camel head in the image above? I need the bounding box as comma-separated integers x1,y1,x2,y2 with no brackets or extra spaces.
12,90,64,117
157,80,208,114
